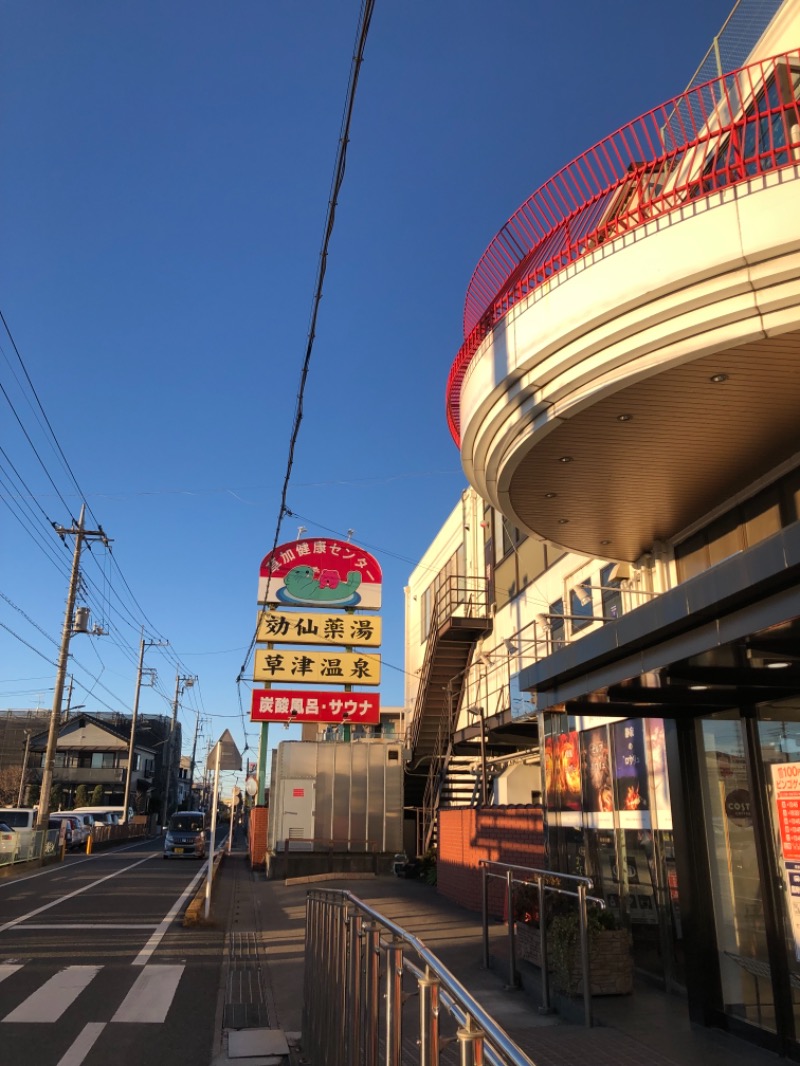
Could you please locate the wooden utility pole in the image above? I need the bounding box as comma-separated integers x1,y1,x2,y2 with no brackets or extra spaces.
38,504,110,829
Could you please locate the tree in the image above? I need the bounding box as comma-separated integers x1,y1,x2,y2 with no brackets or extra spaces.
50,783,64,811
0,765,23,806
90,784,104,806
75,784,89,808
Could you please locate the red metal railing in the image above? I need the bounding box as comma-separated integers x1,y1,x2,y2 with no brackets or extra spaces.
447,50,800,445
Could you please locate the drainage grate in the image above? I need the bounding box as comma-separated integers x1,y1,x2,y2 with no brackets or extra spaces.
224,931,271,1030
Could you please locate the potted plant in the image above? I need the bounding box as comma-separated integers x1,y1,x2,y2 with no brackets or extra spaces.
513,884,633,996
548,905,632,995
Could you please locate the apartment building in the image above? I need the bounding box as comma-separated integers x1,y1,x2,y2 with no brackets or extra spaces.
405,0,800,1054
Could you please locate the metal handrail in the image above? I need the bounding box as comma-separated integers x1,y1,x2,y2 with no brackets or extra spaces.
448,49,800,443
303,887,536,1066
480,860,605,1028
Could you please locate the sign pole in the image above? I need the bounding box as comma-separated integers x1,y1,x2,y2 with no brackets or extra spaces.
204,744,221,920
227,779,238,854
257,722,269,805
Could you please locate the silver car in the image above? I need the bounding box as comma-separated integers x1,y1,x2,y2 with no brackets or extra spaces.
163,811,207,859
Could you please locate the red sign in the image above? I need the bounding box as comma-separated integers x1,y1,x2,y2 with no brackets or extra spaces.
250,688,380,724
258,538,382,609
778,794,800,861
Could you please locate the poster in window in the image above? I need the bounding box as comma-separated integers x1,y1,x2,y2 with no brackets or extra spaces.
557,730,582,811
613,719,650,827
544,735,557,809
581,725,614,817
647,718,672,829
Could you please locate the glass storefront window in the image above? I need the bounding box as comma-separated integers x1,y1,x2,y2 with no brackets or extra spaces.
759,707,800,1041
698,717,774,1032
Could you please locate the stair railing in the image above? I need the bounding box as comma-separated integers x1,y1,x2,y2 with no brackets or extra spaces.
303,887,536,1066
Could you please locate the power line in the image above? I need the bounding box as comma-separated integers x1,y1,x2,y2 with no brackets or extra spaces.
237,0,376,685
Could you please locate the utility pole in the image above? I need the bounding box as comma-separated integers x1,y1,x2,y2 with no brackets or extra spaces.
188,712,201,809
160,673,195,826
122,633,168,824
17,731,32,807
38,505,110,830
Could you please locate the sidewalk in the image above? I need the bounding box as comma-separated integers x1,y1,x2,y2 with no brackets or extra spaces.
212,850,781,1066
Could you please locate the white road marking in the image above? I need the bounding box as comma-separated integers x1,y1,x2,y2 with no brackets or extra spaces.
3,965,100,1022
56,1022,106,1066
0,856,154,933
0,839,154,890
111,964,184,1023
133,865,206,966
0,963,23,984
22,924,159,930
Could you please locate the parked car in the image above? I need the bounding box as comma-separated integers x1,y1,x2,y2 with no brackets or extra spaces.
0,807,37,859
45,818,67,855
72,812,98,834
50,813,87,850
72,806,129,825
163,811,207,859
0,821,17,861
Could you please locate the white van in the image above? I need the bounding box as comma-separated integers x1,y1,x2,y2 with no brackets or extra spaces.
0,807,37,858
0,807,37,830
72,806,130,825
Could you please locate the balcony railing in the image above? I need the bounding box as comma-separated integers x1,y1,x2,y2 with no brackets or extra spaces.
447,50,800,444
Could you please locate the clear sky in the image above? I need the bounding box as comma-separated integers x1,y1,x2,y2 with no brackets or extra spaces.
1,0,737,791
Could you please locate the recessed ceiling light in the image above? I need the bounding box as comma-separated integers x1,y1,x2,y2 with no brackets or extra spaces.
544,492,558,498
710,373,728,383
559,456,573,463
766,660,791,669
557,518,569,524
616,414,633,422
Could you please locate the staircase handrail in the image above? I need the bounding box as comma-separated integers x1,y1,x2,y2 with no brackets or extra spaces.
303,886,536,1066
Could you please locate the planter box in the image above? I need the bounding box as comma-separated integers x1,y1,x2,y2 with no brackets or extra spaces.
515,922,633,996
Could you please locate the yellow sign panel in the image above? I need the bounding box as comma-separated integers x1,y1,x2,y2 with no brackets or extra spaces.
253,649,381,686
256,611,381,647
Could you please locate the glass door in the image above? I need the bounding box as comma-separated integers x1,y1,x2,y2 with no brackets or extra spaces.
698,717,775,1032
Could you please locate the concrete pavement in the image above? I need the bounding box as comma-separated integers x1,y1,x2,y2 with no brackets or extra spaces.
211,847,781,1065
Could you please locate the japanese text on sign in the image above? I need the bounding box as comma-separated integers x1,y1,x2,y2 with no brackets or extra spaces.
253,649,381,685
255,611,382,647
250,688,380,724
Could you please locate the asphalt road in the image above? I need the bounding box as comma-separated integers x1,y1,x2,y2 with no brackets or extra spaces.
0,835,227,1066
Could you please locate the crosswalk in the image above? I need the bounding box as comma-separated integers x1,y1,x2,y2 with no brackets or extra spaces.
0,962,185,1025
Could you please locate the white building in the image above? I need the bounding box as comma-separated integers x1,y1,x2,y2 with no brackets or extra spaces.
405,1,800,1054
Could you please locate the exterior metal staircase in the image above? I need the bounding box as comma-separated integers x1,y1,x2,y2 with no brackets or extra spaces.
404,577,491,853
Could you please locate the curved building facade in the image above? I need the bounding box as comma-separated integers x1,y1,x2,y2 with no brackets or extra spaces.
405,2,800,1057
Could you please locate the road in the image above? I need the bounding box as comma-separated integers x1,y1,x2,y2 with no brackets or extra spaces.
0,835,226,1066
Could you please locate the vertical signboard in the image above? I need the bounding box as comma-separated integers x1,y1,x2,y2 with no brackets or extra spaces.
771,762,800,959
251,538,383,750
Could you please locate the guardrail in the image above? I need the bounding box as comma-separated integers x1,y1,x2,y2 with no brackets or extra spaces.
303,887,535,1066
447,49,800,443
0,828,61,868
480,860,605,1028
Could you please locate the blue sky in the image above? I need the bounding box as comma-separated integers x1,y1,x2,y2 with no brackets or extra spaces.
1,0,736,789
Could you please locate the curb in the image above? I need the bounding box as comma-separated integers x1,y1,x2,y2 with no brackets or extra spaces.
184,850,226,925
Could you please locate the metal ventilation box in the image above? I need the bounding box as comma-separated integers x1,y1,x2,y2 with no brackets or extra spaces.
267,740,404,857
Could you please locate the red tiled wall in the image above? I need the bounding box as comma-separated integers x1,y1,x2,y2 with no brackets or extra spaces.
437,806,544,919
248,805,269,869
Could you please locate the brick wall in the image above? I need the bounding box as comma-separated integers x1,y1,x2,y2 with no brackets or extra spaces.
248,805,269,869
437,806,544,919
